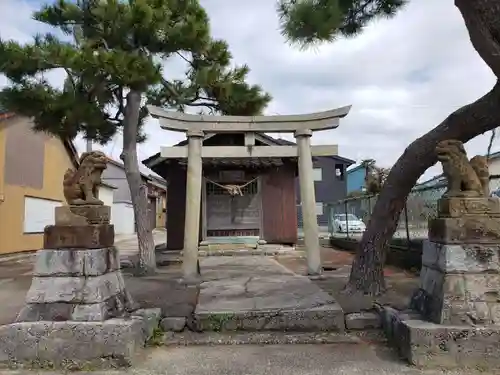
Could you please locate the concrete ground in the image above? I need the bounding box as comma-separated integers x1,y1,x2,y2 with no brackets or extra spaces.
1,343,489,375
276,247,419,312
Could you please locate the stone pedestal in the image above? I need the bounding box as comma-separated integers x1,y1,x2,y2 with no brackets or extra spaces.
383,197,500,368
16,247,136,322
384,197,500,369
411,197,500,325
16,205,135,322
411,241,500,325
0,205,159,369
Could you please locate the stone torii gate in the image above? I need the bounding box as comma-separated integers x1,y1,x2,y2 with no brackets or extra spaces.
147,105,351,281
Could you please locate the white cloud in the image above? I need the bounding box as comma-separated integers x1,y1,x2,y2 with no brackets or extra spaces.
0,0,498,182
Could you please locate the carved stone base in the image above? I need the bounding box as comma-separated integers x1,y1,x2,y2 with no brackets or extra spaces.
33,247,120,277
16,248,137,322
429,216,500,244
438,197,500,218
44,224,114,249
410,240,500,325
380,307,500,369
55,205,111,225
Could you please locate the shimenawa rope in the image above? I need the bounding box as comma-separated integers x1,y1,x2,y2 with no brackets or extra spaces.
204,177,258,196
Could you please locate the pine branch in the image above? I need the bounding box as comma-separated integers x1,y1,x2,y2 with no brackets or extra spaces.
0,0,271,144
277,0,408,46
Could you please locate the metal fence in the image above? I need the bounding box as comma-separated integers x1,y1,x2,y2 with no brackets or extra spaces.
326,176,500,243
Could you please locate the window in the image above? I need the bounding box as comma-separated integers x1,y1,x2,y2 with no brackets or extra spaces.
23,196,62,233
313,168,322,181
335,164,344,180
315,202,323,216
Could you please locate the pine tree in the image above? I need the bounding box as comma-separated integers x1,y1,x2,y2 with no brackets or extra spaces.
278,0,500,295
0,0,271,275
363,160,390,196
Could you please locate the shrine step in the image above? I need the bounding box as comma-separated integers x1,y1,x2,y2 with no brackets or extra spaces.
194,305,345,332
197,244,298,257
194,257,345,332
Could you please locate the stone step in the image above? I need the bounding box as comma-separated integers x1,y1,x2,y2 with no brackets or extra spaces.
197,245,299,257
194,257,345,333
161,330,385,346
199,244,257,251
195,304,345,332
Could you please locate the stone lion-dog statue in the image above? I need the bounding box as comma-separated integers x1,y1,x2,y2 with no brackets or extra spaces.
436,139,489,198
63,150,108,205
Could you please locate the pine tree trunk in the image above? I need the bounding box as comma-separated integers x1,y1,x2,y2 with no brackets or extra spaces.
121,90,156,275
346,0,500,295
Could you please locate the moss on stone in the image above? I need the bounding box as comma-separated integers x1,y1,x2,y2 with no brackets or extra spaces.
206,313,234,332
147,326,166,346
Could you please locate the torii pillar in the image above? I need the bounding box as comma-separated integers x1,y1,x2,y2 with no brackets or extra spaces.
295,129,321,274
183,130,204,281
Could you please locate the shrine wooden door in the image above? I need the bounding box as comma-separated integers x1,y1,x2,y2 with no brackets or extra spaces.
205,178,261,237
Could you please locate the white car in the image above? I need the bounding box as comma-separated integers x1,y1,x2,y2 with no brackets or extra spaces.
332,214,366,233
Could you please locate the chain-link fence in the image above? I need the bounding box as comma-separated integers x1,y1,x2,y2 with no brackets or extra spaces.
326,176,500,243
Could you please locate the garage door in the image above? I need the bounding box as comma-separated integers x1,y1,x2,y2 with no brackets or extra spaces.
23,196,62,233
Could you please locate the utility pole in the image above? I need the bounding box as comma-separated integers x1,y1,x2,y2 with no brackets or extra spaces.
86,138,92,152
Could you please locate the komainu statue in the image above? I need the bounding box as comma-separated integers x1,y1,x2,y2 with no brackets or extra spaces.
63,151,108,205
436,139,489,197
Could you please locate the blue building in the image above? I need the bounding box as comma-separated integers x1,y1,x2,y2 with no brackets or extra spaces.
346,164,368,194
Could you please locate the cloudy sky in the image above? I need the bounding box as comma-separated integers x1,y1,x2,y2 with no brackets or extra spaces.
0,0,497,181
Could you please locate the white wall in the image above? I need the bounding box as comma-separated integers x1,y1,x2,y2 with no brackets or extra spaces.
111,202,135,234
489,159,500,192
489,158,500,175
98,185,114,207
23,197,62,233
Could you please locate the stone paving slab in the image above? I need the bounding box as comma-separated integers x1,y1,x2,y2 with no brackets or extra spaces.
195,257,345,332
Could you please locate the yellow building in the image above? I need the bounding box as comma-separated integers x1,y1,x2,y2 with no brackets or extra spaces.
145,175,167,229
0,111,79,255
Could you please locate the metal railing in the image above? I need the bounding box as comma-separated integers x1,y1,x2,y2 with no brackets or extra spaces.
326,177,500,245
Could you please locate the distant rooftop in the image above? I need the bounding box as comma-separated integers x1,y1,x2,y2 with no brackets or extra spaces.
346,164,367,174
106,157,165,184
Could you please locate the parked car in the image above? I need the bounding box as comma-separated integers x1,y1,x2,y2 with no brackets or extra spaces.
332,214,366,233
